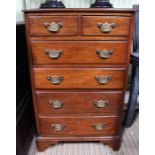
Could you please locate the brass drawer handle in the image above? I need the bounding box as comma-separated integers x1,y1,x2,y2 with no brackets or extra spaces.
51,124,65,131
92,123,107,131
96,49,113,59
49,100,64,109
97,22,116,33
45,49,63,59
44,22,63,32
93,100,109,108
47,76,64,85
95,76,112,85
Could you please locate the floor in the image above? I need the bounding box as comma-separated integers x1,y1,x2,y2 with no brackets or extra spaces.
28,114,139,155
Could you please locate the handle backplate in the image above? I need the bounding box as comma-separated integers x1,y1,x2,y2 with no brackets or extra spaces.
44,22,63,32
92,123,107,131
97,22,116,33
51,124,65,131
95,75,112,85
49,100,64,109
47,76,64,85
96,49,113,59
93,100,109,108
45,49,63,59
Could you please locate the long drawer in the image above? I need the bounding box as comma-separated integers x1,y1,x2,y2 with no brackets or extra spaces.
38,116,120,136
31,41,128,65
83,16,130,36
33,68,126,89
36,91,123,115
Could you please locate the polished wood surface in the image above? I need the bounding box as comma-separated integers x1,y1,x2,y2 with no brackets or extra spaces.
33,68,125,89
24,8,134,152
83,16,130,36
36,136,121,152
38,116,120,136
29,16,78,36
36,90,122,115
31,41,128,65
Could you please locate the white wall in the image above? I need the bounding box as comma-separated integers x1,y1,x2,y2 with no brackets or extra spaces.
16,0,25,22
62,0,139,8
16,0,139,22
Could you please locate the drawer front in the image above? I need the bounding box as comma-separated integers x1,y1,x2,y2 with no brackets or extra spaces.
36,91,122,115
38,116,120,136
32,41,128,65
33,68,125,89
29,16,78,36
83,16,130,36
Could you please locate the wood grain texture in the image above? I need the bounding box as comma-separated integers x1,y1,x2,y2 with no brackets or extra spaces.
83,16,130,36
36,136,121,152
29,16,78,36
24,8,135,152
35,90,123,115
33,68,126,89
25,13,42,136
38,115,120,136
30,36,129,41
31,41,128,65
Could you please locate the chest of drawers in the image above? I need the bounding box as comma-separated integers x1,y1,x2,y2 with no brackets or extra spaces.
24,8,134,152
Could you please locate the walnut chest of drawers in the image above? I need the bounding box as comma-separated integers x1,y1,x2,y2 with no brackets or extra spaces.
24,8,134,151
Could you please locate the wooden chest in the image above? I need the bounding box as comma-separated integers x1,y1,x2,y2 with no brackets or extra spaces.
24,8,134,151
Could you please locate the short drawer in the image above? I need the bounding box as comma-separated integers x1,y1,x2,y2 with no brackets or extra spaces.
31,41,128,65
29,16,78,36
38,116,120,136
36,91,122,115
33,68,125,89
83,16,130,36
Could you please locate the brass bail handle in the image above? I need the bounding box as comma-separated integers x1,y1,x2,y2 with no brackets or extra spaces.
47,76,64,85
92,123,107,131
44,21,63,32
97,22,116,33
95,75,112,85
45,49,63,59
49,100,64,109
93,100,109,108
51,124,65,131
96,49,113,59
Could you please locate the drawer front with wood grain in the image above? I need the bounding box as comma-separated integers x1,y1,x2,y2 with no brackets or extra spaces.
29,16,78,36
33,68,126,89
36,91,123,115
38,116,120,136
24,9,135,151
83,16,130,36
31,41,128,65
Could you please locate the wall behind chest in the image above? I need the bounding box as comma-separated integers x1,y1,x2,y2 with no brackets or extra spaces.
16,0,139,22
